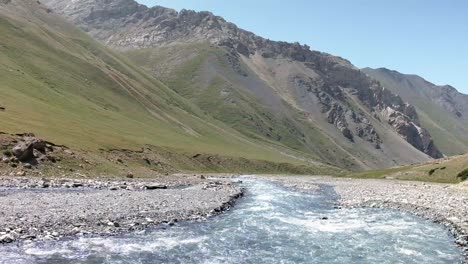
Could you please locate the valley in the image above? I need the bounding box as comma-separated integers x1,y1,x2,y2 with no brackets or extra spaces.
0,0,467,263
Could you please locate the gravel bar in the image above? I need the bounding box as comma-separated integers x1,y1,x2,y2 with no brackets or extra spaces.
0,175,244,243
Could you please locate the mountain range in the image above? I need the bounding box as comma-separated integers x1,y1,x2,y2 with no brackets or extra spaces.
1,0,467,174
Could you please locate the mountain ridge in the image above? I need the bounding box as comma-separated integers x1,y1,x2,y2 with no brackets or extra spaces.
40,0,448,169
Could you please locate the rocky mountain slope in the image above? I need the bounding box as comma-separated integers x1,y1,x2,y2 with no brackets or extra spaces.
363,68,468,156
41,0,446,170
0,0,343,176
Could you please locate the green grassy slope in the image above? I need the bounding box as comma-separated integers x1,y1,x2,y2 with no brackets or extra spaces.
125,43,363,170
0,1,341,174
348,154,468,183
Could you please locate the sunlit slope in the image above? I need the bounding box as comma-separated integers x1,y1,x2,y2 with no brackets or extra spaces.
0,1,328,168
349,154,468,183
125,43,431,170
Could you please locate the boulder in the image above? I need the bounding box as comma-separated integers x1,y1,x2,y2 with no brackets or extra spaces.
11,142,34,162
107,221,119,227
144,184,167,190
46,155,57,163
11,136,49,162
0,234,14,244
24,137,47,153
71,183,83,188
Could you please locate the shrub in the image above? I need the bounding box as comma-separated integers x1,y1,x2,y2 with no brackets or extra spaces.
428,168,437,176
3,149,12,157
457,169,468,181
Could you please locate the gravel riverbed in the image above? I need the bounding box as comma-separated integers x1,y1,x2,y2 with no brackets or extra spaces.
0,175,244,244
267,175,468,259
2,174,467,261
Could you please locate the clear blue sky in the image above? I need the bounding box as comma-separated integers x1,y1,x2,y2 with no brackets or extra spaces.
137,0,468,93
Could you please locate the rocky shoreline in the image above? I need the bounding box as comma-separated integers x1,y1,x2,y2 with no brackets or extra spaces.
267,175,468,261
0,175,244,244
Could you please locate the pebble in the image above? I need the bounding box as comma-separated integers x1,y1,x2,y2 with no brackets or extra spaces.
107,222,119,228
0,234,15,243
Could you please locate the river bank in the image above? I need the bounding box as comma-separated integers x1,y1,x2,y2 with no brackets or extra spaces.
266,175,468,258
1,174,467,261
0,175,244,244
1,176,463,264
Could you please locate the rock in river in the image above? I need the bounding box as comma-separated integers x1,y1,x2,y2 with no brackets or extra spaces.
0,234,15,244
144,184,167,190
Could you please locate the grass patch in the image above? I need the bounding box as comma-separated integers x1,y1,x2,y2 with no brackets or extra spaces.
347,155,468,183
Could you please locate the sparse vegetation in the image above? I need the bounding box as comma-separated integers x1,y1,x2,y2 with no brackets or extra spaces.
428,168,437,176
457,169,468,181
348,155,468,183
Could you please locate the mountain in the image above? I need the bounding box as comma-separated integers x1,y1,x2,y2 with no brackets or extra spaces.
363,68,468,156
41,0,446,170
0,0,344,175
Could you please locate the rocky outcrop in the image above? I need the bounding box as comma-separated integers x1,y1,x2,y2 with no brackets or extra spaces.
325,103,354,141
363,68,468,120
293,75,382,150
362,67,468,156
11,134,49,162
1,133,62,170
383,107,443,158
297,62,442,157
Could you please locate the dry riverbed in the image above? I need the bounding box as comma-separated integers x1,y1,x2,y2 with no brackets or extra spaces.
266,175,468,257
0,175,243,244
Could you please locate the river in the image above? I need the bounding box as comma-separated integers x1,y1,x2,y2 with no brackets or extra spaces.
0,178,463,263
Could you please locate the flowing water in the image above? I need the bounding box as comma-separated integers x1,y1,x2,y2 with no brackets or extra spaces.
0,178,463,263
